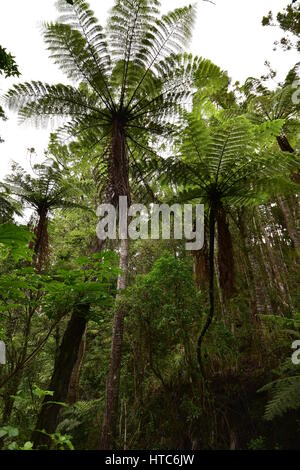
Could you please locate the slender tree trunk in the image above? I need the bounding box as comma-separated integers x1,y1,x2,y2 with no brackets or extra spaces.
32,304,89,449
193,219,209,289
250,246,273,316
238,211,274,318
277,197,300,250
100,238,129,449
216,206,235,298
100,118,131,449
268,209,293,306
256,208,290,311
197,204,216,375
214,250,227,325
31,206,49,271
67,323,88,405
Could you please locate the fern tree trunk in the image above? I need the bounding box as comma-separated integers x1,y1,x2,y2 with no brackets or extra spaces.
32,205,49,271
67,323,88,405
32,304,89,449
100,120,131,449
100,238,129,449
197,204,216,375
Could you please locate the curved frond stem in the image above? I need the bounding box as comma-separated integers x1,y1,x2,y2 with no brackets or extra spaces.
125,6,195,111
71,2,115,111
215,134,230,184
120,0,144,109
126,132,159,157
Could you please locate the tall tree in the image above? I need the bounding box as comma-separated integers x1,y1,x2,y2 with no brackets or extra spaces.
4,0,202,448
243,68,300,249
5,161,86,270
157,112,299,374
0,161,86,430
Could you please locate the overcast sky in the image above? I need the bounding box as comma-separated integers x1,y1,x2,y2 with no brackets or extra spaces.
0,0,298,179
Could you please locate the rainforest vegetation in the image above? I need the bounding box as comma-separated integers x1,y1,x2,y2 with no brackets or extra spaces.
0,0,299,451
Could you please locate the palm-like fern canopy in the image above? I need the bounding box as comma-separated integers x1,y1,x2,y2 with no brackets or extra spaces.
4,161,85,214
159,112,299,209
3,0,207,203
243,63,300,153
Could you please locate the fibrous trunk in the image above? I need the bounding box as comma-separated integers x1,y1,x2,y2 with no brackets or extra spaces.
100,237,129,449
216,206,235,299
100,119,130,449
32,206,49,271
32,304,89,449
197,204,216,375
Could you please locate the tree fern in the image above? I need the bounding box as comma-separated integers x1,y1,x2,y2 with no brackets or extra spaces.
4,160,88,270
3,0,200,204
2,0,206,448
153,111,300,373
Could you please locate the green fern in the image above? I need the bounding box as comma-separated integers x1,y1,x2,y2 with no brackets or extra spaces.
259,361,300,421
3,0,202,205
259,313,300,421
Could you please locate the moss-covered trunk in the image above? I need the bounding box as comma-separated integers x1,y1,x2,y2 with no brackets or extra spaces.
32,304,89,448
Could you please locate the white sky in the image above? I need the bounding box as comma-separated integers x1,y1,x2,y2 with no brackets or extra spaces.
0,0,298,179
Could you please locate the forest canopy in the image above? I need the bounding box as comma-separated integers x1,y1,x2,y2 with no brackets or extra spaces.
0,0,299,452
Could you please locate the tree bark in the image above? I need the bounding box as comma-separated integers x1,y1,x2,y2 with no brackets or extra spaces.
100,118,131,449
277,197,300,250
32,304,89,449
276,134,294,153
31,206,49,271
67,323,88,405
100,237,129,449
197,204,216,375
275,133,300,250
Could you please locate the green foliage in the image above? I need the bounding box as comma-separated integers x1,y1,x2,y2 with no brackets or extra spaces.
0,224,33,260
3,0,201,203
259,313,300,421
259,361,300,421
248,435,266,450
46,431,74,450
44,251,119,318
0,426,34,450
262,2,300,51
0,46,20,78
123,252,202,382
5,161,90,214
157,113,299,210
0,45,20,142
0,425,19,439
1,0,300,452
